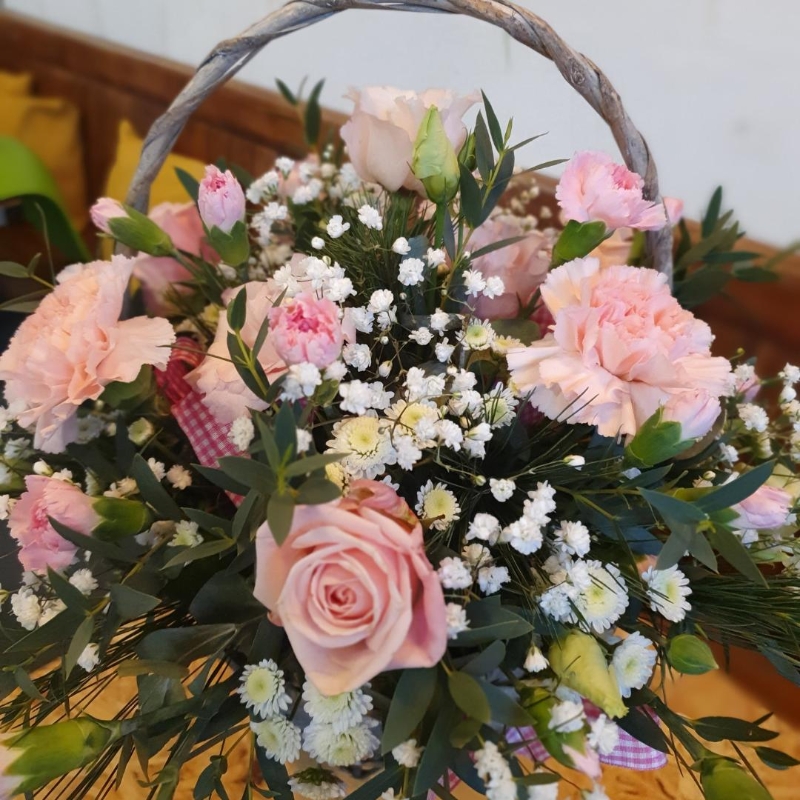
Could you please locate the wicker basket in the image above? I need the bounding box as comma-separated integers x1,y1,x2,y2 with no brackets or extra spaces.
125,0,673,279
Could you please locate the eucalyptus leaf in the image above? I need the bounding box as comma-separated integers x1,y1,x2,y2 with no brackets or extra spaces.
381,667,437,753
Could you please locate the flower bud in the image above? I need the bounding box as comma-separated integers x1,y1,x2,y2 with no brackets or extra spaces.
92,496,151,541
700,757,772,800
198,165,246,234
90,198,127,234
411,106,460,204
127,418,155,446
0,718,122,795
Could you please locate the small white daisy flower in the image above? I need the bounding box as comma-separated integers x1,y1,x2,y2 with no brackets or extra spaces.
288,769,346,800
611,631,657,697
250,717,302,763
237,659,291,719
302,718,379,766
642,565,692,622
302,681,373,733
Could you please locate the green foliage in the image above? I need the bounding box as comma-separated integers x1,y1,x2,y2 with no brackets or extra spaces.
551,220,609,266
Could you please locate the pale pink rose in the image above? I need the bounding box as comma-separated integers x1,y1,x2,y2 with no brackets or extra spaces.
340,86,478,194
90,197,127,234
662,389,721,439
556,151,667,231
133,202,215,315
253,480,447,695
0,257,175,452
198,165,246,233
469,216,555,320
507,258,733,439
186,281,287,424
8,476,99,573
267,291,344,368
732,484,792,531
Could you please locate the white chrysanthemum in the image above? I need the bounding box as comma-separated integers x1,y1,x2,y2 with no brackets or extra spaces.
416,481,460,531
437,557,473,590
642,565,692,622
386,400,439,441
288,770,346,800
327,416,396,479
549,699,585,733
77,643,100,672
302,719,379,766
524,645,549,673
392,738,422,768
250,717,302,763
554,520,592,557
483,386,517,427
458,321,495,351
166,464,193,490
302,681,373,733
446,603,469,639
168,520,203,548
612,632,657,698
69,569,98,596
575,561,629,633
229,415,255,452
489,478,515,502
588,714,620,756
11,589,41,631
237,659,291,719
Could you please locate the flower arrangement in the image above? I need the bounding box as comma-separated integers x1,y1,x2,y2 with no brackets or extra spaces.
0,81,797,800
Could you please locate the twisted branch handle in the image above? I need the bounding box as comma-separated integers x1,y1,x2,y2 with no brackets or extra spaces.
126,0,674,279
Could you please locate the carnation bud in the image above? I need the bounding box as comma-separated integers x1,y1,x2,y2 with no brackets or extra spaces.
90,197,127,234
0,718,123,795
198,165,246,234
411,106,460,204
563,454,585,470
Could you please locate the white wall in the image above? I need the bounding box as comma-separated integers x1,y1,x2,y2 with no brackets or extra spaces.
7,0,800,246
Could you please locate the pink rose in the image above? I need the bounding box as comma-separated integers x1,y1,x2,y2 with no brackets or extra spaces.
254,479,447,695
507,258,732,438
662,390,721,439
8,476,99,573
0,257,175,452
198,165,246,233
186,281,287,424
267,291,344,368
90,197,128,234
340,87,478,194
556,151,667,231
133,202,216,315
469,216,554,320
732,484,792,531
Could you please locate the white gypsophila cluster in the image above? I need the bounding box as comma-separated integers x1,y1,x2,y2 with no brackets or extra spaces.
237,659,291,719
166,464,192,490
462,543,492,569
169,521,203,548
327,416,396,480
642,565,692,622
302,681,373,734
69,569,97,596
553,520,592,558
478,565,510,595
357,204,383,230
302,717,379,767
548,698,585,733
466,513,501,545
398,257,426,286
415,481,461,531
445,602,469,639
524,645,549,673
250,717,302,764
103,477,138,499
733,363,757,394
338,381,392,416
77,643,100,673
499,481,556,555
437,557,473,590
737,403,769,433
527,777,559,800
10,588,41,630
326,215,350,239
0,494,15,521
229,416,255,452
281,363,323,402
392,738,422,768
473,741,517,800
564,454,586,469
147,459,166,481
342,343,372,372
288,770,346,800
588,714,620,756
611,631,657,697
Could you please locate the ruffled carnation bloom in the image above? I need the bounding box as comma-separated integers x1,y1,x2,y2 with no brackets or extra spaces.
198,165,246,233
8,476,98,573
0,257,175,452
507,258,733,438
340,87,478,194
469,215,554,320
732,484,792,530
267,291,344,368
254,479,447,695
556,151,667,231
133,202,217,315
186,281,288,424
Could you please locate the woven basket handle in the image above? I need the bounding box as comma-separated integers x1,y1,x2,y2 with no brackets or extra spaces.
126,0,674,279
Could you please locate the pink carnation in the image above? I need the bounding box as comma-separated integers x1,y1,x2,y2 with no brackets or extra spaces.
0,257,175,452
556,151,667,231
254,479,447,695
186,281,287,424
267,291,344,368
90,197,127,234
133,202,216,315
469,216,554,320
507,258,733,438
662,389,722,440
8,476,99,573
198,165,245,233
732,484,792,531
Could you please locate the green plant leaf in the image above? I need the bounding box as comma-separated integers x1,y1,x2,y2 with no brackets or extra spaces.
696,462,774,513
707,527,767,585
552,220,608,266
130,454,183,521
162,538,235,570
462,641,506,676
137,624,237,666
447,671,491,723
267,492,295,545
692,716,778,743
381,667,437,754
754,746,800,771
110,584,161,621
65,616,95,677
